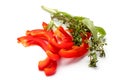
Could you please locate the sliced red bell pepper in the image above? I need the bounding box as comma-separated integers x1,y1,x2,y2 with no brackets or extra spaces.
18,34,61,62
58,32,91,58
46,50,60,61
26,29,53,41
38,57,51,70
17,35,58,53
46,43,59,53
26,28,73,49
17,35,48,51
17,21,92,76
58,42,89,58
54,26,72,41
50,38,74,49
43,61,57,76
80,32,91,41
42,22,48,30
17,35,37,47
58,26,73,40
49,26,74,49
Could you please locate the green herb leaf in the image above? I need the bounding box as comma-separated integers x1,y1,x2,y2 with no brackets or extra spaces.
82,18,97,41
95,26,106,38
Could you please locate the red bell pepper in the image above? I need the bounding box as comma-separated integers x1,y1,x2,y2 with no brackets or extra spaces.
26,29,53,41
17,21,92,76
38,57,51,70
38,57,57,76
80,32,91,41
58,42,89,58
58,32,91,58
26,28,73,49
17,35,48,51
18,31,61,61
46,50,60,61
49,38,74,49
46,43,58,53
43,61,57,76
57,26,73,40
42,22,48,30
18,35,60,59
49,26,74,49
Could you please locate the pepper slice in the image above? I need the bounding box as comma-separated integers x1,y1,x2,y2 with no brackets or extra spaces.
58,32,91,58
18,35,60,57
58,42,89,58
38,57,57,76
26,29,53,41
43,61,57,76
26,27,73,49
55,26,73,41
50,38,74,49
38,57,51,70
46,50,60,61
17,35,48,51
17,21,92,76
42,22,48,30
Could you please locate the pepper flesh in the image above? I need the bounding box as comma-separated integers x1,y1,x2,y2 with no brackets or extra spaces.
46,50,60,61
26,27,74,49
42,22,48,30
38,57,51,70
59,42,89,58
17,22,91,76
43,61,57,76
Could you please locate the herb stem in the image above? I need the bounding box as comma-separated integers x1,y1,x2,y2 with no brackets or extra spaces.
41,6,56,14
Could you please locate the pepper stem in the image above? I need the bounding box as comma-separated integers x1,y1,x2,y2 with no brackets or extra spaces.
41,6,57,14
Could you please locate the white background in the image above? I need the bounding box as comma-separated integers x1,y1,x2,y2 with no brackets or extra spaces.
0,0,120,80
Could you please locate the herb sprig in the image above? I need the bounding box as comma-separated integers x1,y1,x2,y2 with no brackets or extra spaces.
41,6,107,67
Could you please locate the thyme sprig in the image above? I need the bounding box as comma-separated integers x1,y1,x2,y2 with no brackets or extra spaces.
41,6,107,67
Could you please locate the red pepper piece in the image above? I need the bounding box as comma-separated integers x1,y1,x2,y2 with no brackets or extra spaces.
18,33,60,61
80,32,91,41
18,35,59,54
17,35,36,47
26,29,52,41
42,22,48,30
58,42,89,58
58,32,91,58
58,26,73,40
86,32,91,39
46,43,59,53
46,50,60,61
49,27,74,49
44,61,57,76
49,38,73,49
38,57,51,70
26,28,73,49
17,35,49,51
54,26,72,41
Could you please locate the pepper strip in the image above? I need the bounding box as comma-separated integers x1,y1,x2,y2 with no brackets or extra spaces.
38,57,57,76
17,35,48,51
18,35,60,61
26,28,73,49
46,50,60,61
42,22,48,30
43,61,57,76
38,57,51,70
55,26,73,41
58,42,89,58
58,32,91,58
